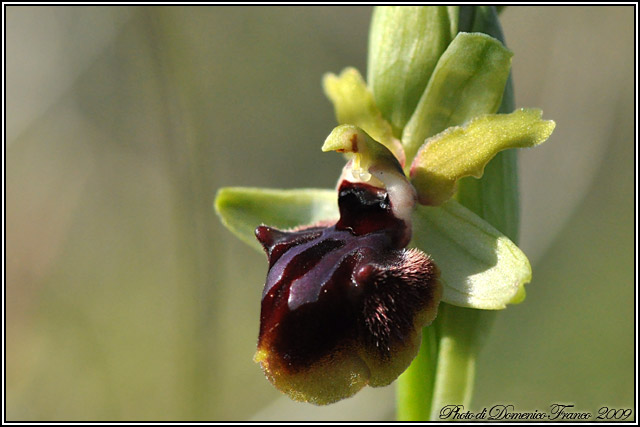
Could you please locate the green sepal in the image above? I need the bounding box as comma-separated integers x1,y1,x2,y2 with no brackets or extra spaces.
214,187,338,252
410,108,555,206
412,199,532,309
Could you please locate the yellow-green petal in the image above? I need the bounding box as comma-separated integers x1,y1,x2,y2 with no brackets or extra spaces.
402,32,513,164
214,187,337,252
322,125,402,179
410,108,556,206
322,67,404,163
412,199,531,309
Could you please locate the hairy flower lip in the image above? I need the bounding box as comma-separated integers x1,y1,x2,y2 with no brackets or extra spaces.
254,175,441,405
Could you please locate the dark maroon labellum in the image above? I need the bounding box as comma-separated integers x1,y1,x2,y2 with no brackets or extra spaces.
254,180,441,404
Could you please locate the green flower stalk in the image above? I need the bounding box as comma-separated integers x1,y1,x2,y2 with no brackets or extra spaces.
214,6,554,420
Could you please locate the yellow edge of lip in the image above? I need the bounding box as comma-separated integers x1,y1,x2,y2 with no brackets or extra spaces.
254,348,268,364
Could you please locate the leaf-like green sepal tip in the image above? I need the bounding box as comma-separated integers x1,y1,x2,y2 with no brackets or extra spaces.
410,108,556,206
214,187,338,252
412,199,532,309
322,125,404,187
323,67,405,164
401,32,513,164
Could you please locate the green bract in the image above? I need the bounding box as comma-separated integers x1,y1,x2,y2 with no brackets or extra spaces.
368,6,456,136
402,32,513,164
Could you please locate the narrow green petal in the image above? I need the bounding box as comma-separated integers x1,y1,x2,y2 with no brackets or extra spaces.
402,32,513,164
322,125,401,177
368,6,454,135
322,67,404,163
410,108,556,206
411,200,531,309
214,187,338,252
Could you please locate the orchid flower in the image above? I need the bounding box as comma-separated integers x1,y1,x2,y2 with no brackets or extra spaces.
215,6,555,419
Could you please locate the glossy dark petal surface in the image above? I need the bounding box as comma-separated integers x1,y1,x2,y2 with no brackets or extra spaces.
254,180,441,404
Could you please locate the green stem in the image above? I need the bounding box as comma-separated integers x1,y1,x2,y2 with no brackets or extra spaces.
428,305,497,419
396,326,438,420
427,6,518,420
396,6,517,420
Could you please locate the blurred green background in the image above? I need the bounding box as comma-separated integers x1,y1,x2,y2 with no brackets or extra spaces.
6,6,634,421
